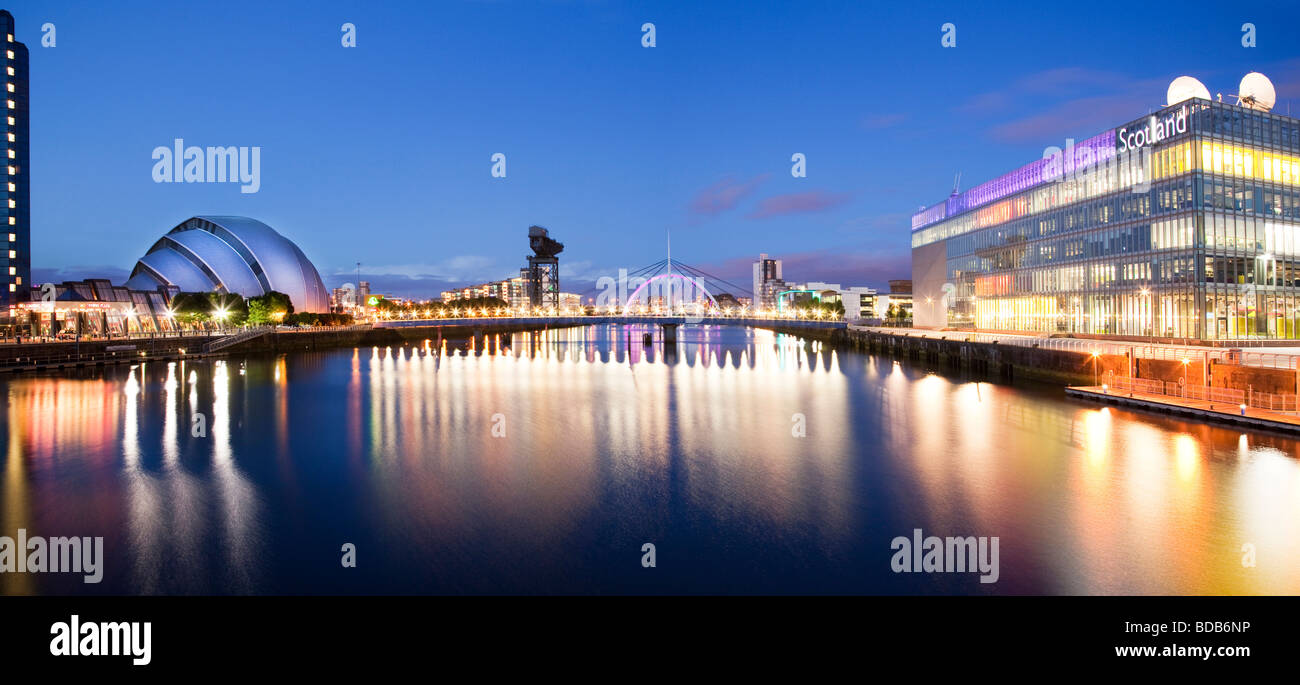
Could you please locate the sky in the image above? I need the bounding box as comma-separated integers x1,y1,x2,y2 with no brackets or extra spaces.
10,0,1300,299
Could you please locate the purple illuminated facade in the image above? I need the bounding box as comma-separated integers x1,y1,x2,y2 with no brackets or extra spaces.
911,130,1117,231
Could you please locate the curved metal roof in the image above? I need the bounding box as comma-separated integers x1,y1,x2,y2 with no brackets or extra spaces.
125,216,330,312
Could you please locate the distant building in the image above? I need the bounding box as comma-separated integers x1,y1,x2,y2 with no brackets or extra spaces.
714,293,743,310
11,278,179,338
559,292,582,309
839,286,878,320
752,253,785,309
442,276,529,308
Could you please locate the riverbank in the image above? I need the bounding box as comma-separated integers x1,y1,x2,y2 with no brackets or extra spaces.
836,326,1300,434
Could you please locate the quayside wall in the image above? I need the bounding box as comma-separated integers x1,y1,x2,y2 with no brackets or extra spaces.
827,328,1298,396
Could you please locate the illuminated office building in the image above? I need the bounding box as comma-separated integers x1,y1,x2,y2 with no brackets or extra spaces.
912,83,1300,341
1,10,28,313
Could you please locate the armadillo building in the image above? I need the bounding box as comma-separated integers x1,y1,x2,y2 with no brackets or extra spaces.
125,216,330,313
912,74,1300,341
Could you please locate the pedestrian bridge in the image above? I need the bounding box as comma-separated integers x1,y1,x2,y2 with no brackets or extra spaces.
374,315,845,342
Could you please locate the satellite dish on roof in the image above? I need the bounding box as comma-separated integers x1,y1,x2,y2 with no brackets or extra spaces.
1166,76,1211,106
1235,72,1276,112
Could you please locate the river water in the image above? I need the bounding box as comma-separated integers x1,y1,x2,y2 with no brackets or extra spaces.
2,324,1298,594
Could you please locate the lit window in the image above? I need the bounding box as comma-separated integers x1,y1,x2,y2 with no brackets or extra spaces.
5,100,12,109
5,84,11,93
7,250,14,258
14,276,19,285
6,183,12,191
6,267,12,275
8,284,14,293
6,233,13,241
7,200,13,208
6,117,13,125
5,51,12,59
5,133,11,142
6,34,11,43
7,166,13,175
7,150,13,159
7,217,13,225
5,67,11,76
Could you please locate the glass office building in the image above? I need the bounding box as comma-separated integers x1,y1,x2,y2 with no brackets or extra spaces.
911,94,1300,341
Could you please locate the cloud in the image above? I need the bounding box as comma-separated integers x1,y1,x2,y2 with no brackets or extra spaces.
32,265,131,285
861,113,906,129
746,190,852,219
688,174,769,217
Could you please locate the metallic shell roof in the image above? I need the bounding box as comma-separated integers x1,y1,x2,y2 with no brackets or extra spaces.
125,216,330,312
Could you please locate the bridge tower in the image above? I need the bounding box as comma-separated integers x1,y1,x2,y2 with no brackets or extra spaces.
526,225,563,309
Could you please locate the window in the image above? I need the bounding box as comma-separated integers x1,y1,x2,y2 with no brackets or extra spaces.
7,199,13,208
5,51,13,59
6,117,13,125
7,150,14,159
6,133,12,142
8,284,14,293
6,267,12,275
7,166,13,175
7,217,13,225
4,84,11,93
5,67,11,76
6,233,13,241
5,100,12,109
6,183,12,191
7,250,14,258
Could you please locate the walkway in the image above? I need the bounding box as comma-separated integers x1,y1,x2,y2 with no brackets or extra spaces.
1067,385,1300,434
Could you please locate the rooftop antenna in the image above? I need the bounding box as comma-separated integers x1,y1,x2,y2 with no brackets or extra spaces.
1166,76,1210,106
1229,72,1276,112
951,172,962,196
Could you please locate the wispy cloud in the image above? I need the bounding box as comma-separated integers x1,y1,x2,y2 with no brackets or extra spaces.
688,174,769,217
746,191,851,219
33,265,131,284
861,113,906,129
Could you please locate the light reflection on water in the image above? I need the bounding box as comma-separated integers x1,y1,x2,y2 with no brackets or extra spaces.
1,324,1298,595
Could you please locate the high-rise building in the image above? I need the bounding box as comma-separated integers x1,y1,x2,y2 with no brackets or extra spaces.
1,10,29,313
911,83,1300,340
752,253,784,309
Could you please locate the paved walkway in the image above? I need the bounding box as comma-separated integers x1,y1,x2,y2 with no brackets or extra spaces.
1067,385,1300,433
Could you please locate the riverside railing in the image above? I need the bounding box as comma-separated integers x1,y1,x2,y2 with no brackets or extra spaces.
1103,375,1298,413
852,326,1300,370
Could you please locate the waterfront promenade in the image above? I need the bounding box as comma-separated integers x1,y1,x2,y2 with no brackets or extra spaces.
1068,384,1300,434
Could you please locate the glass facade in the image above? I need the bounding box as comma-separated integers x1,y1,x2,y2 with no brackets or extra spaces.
912,98,1300,341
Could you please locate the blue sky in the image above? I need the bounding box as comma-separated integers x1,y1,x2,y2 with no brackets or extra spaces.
12,0,1300,298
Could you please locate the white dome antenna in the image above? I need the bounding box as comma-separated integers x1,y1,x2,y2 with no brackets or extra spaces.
1232,72,1276,112
1167,76,1211,106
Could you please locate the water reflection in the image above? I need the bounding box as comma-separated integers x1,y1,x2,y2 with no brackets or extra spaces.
0,324,1298,594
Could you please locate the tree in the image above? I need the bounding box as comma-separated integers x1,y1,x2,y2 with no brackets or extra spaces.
247,290,294,324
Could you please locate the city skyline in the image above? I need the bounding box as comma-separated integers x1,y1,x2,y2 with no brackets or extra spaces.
10,0,1300,299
